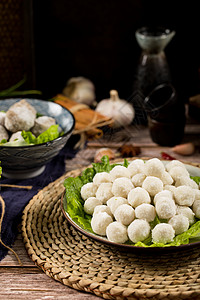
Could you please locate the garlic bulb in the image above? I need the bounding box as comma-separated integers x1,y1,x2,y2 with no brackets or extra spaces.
96,90,135,128
62,76,96,106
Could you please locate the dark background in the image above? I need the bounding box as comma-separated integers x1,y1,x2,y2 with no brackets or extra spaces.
1,0,200,104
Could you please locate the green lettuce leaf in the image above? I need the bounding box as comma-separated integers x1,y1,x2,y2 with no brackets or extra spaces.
191,176,200,185
63,155,123,232
22,124,61,145
1,125,62,146
63,155,200,248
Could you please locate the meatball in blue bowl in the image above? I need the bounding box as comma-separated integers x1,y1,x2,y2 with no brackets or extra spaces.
0,98,75,179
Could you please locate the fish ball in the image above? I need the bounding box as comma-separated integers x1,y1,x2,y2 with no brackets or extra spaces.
31,116,56,136
128,187,151,208
9,131,25,142
127,159,145,176
154,190,173,205
80,182,98,200
131,173,146,187
93,205,113,217
106,221,128,243
128,219,150,243
96,182,113,204
175,175,199,189
91,212,113,236
5,99,36,132
93,172,112,186
155,198,176,219
112,177,134,198
84,197,102,215
114,204,135,225
107,196,128,214
161,171,173,185
192,200,200,218
169,166,190,181
176,205,195,225
109,165,131,181
168,214,189,235
164,185,176,196
174,186,195,206
142,176,163,197
135,203,156,222
152,223,175,244
0,124,9,141
0,111,6,125
143,158,165,178
194,189,200,201
165,160,186,172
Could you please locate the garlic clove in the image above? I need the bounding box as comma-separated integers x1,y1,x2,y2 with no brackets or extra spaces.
171,142,195,156
95,90,135,128
62,76,96,106
94,148,115,163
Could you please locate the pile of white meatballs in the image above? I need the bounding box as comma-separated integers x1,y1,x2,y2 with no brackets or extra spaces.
0,99,57,143
81,158,200,245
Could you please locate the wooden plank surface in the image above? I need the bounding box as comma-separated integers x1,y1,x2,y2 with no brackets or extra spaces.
0,122,200,299
0,234,100,300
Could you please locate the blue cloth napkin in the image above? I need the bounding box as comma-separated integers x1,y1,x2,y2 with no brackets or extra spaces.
0,142,77,261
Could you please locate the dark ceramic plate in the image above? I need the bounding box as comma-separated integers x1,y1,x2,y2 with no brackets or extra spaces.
61,162,200,254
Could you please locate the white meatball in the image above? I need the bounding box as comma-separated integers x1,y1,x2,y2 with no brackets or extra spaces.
152,223,175,244
109,165,131,181
168,214,189,235
93,205,113,217
174,186,195,206
169,166,190,181
0,111,6,125
127,159,145,176
161,171,173,185
106,221,128,243
194,189,200,201
143,158,165,178
176,205,195,225
0,124,9,141
107,196,128,214
131,173,146,187
112,177,134,198
175,175,199,189
192,200,200,218
135,203,156,222
165,160,186,172
128,219,150,243
93,172,112,186
9,131,25,142
114,204,135,225
153,190,173,205
5,99,36,132
127,187,151,208
84,197,102,215
80,182,97,200
155,198,176,219
164,185,177,196
91,212,113,236
96,182,113,204
142,176,163,197
31,116,56,136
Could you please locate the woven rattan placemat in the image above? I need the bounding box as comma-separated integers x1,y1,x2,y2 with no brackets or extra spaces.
21,161,200,300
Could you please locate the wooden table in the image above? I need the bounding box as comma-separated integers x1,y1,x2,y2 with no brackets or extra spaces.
1,121,200,300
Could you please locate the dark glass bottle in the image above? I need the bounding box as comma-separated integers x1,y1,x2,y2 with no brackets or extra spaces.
132,26,176,125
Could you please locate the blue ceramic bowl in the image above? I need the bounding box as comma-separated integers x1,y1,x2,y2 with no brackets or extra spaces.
0,98,75,179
